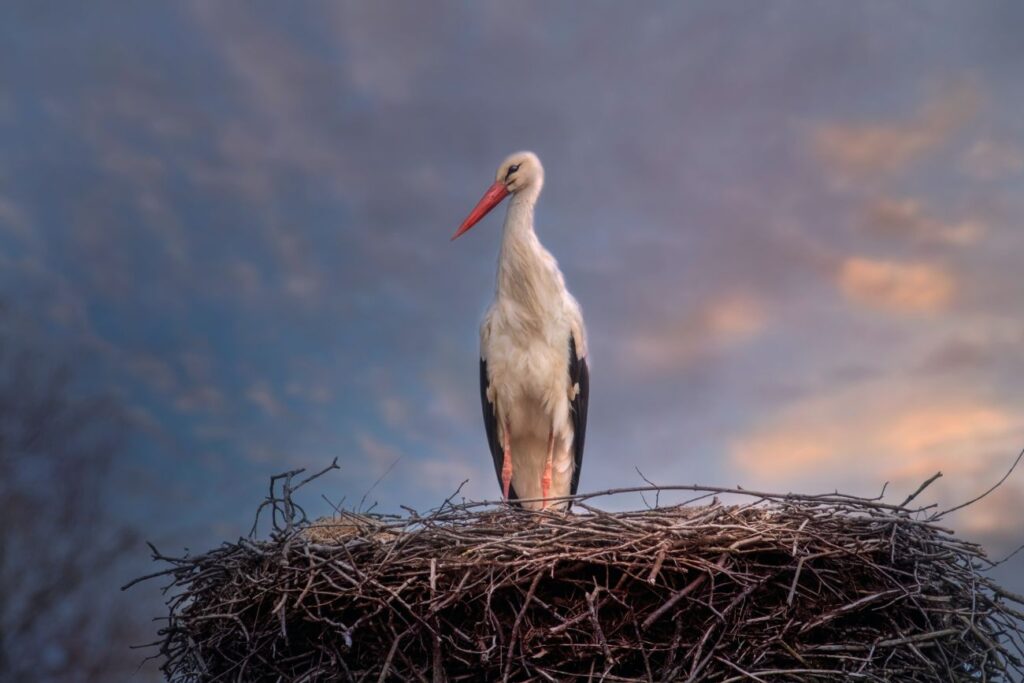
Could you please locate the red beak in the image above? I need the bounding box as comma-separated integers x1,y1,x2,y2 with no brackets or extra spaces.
451,181,510,240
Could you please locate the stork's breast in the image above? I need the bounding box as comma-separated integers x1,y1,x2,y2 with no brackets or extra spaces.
486,330,572,439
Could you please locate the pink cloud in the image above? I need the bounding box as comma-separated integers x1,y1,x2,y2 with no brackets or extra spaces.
625,293,766,371
837,257,954,313
814,83,979,177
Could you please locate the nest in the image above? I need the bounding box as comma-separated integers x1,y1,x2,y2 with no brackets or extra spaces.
132,462,1024,681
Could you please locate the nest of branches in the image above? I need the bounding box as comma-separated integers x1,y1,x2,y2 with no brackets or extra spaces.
132,461,1024,682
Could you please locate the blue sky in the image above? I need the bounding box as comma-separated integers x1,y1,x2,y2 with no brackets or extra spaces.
3,1,1024,606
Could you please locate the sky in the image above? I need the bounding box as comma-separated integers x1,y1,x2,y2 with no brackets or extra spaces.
2,0,1024,628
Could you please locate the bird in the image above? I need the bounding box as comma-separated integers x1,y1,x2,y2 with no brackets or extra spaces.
452,151,589,511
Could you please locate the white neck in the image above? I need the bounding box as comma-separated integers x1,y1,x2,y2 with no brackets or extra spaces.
496,189,559,313
502,191,538,245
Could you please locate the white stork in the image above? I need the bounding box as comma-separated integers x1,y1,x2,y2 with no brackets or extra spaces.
452,151,589,511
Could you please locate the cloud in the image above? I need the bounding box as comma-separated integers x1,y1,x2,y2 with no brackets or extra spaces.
355,434,484,499
246,381,284,417
326,4,444,104
377,395,409,429
423,370,477,428
837,257,954,313
881,406,1012,478
267,223,326,301
962,139,1024,180
958,483,1024,539
731,432,836,477
407,457,484,498
731,389,1023,493
357,432,403,468
864,197,986,246
174,384,225,413
814,84,979,177
625,293,766,371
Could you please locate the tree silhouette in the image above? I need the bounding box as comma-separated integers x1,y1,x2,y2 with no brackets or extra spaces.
0,312,153,681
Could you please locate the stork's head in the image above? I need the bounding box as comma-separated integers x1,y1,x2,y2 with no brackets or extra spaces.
452,151,544,240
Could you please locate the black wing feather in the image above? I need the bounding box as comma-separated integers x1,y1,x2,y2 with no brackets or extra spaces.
480,357,519,502
568,335,589,499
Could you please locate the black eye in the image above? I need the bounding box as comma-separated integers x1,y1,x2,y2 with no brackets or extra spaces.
505,164,520,179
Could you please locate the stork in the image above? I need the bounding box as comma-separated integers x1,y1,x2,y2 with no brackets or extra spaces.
452,151,589,511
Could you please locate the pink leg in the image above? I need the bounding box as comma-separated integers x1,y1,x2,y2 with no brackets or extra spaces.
501,419,513,502
541,430,554,509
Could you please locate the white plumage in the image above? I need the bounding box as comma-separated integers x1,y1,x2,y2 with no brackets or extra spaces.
453,152,589,511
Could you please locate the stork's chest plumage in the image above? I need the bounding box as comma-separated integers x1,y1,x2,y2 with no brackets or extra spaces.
481,300,574,440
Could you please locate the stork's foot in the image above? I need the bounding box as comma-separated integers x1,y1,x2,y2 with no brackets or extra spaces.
541,430,554,509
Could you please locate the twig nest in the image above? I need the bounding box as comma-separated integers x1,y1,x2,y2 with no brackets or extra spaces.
141,490,1024,681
